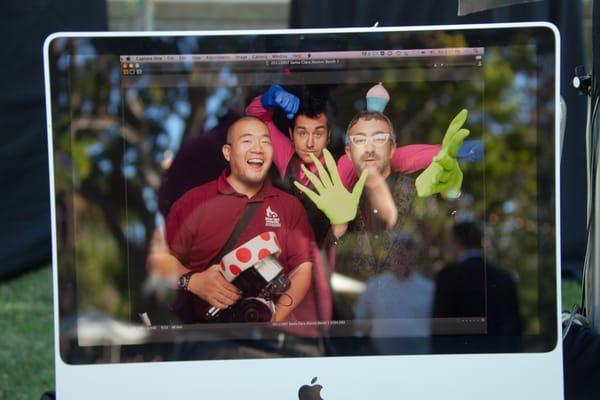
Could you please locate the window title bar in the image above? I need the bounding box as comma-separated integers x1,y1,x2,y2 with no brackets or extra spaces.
120,48,484,63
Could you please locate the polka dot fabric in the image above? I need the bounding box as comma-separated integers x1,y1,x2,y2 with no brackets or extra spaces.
220,231,281,282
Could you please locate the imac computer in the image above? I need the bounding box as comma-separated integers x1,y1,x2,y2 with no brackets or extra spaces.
44,23,563,399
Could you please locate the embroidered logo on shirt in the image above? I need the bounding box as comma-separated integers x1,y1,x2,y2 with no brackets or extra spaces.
265,206,281,227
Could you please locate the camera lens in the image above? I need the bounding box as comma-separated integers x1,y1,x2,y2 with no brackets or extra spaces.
245,307,258,321
234,298,272,322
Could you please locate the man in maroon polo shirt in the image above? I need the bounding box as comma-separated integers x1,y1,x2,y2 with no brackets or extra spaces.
148,116,313,323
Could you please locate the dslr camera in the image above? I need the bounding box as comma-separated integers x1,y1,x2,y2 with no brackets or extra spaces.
206,232,291,323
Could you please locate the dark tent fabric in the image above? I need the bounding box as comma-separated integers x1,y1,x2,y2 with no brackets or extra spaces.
290,0,588,280
0,1,108,279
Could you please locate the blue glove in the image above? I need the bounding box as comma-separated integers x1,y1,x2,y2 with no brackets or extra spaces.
457,139,484,162
260,85,300,120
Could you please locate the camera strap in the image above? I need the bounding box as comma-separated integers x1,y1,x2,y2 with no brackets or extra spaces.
193,201,262,322
175,201,262,323
209,201,261,265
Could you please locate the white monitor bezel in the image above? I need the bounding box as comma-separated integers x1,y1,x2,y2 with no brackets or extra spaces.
44,22,563,399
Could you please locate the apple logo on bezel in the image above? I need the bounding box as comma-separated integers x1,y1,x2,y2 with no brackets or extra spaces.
298,377,323,400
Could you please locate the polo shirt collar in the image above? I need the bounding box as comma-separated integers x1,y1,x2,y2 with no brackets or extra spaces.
217,170,278,201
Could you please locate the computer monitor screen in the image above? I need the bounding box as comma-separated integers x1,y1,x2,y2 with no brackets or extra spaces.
45,24,558,368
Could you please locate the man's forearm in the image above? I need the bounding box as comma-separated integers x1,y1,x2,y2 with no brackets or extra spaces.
364,178,397,229
146,226,189,279
273,262,312,322
146,252,189,279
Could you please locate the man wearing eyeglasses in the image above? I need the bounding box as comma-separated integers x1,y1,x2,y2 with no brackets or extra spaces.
343,111,401,230
296,107,471,237
293,109,413,238
317,110,464,288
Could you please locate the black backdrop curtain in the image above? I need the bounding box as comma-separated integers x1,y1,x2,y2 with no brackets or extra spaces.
0,1,107,279
291,0,587,280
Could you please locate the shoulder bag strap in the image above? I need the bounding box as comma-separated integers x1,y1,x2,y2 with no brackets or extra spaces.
210,201,261,265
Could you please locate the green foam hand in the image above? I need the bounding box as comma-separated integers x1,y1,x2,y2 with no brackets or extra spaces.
415,109,470,199
293,149,368,225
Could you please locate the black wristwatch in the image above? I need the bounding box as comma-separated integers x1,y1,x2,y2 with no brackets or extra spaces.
177,270,198,291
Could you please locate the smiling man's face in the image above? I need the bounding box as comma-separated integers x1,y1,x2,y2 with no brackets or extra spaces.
222,117,273,191
345,116,394,177
290,113,329,164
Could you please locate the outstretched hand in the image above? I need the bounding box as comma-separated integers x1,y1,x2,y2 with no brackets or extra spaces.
293,149,368,224
260,85,299,119
415,109,470,198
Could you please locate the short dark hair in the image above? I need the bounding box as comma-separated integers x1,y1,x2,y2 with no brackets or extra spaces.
345,111,396,144
226,116,266,143
296,92,329,123
452,221,482,249
272,86,332,133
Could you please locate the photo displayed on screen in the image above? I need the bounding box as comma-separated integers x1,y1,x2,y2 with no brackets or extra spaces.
48,30,556,364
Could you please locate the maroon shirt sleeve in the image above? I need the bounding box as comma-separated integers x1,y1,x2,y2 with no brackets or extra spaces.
165,192,195,264
282,195,314,270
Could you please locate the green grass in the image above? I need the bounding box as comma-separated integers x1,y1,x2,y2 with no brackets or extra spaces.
0,266,54,399
562,277,583,312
